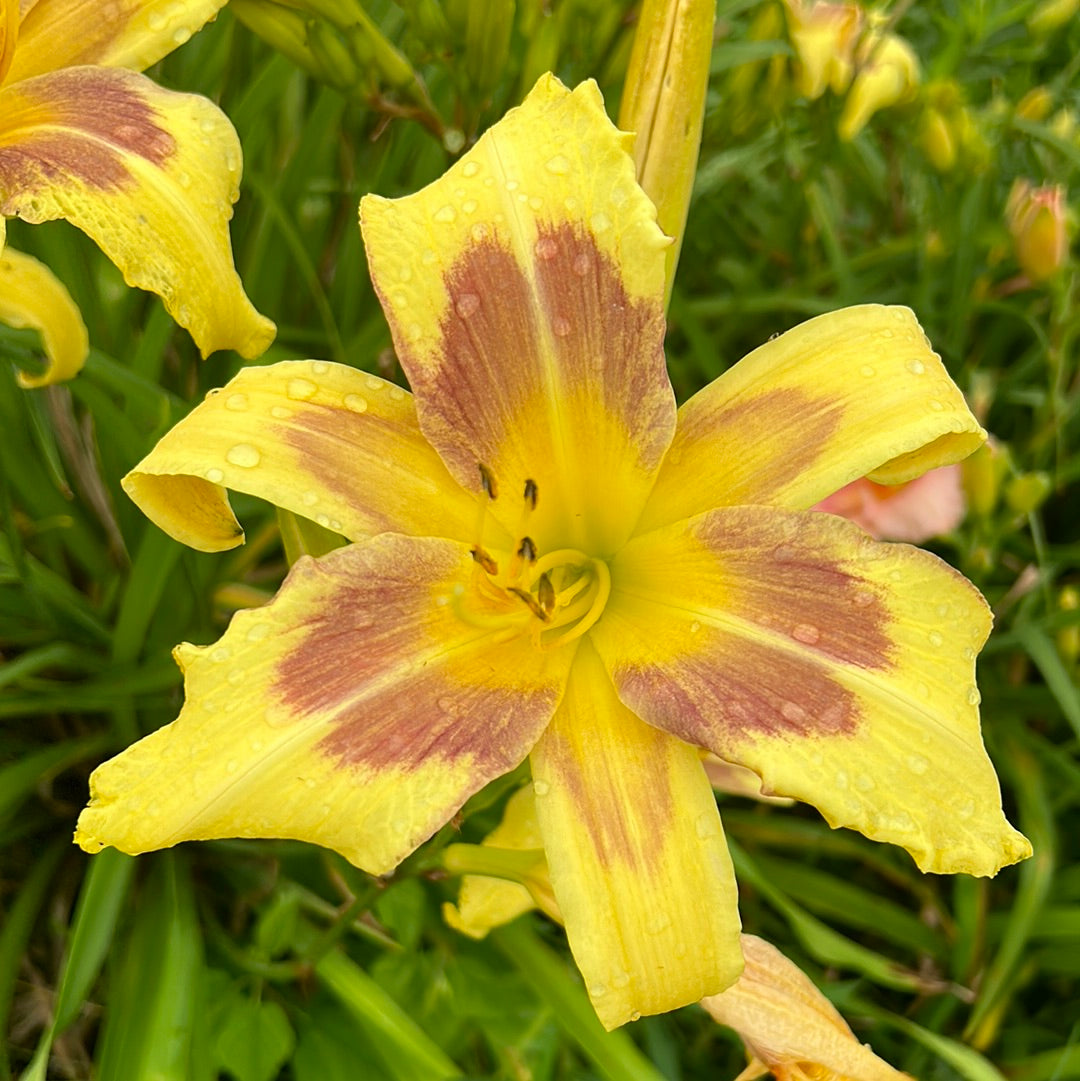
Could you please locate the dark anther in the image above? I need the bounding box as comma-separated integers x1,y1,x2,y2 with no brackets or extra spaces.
470,545,499,575
523,478,538,509
509,587,551,622
478,463,498,500
517,536,538,563
537,572,555,617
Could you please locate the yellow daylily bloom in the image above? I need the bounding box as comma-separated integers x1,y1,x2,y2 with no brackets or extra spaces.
702,935,911,1081
75,74,1030,1030
0,0,275,384
838,26,920,141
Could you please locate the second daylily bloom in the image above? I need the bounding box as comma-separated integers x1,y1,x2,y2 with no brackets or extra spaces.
0,0,275,385
75,75,1029,1030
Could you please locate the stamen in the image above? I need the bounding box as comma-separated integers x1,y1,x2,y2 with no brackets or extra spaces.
523,478,538,510
536,572,555,617
517,536,538,563
470,545,499,576
508,587,551,622
478,462,498,500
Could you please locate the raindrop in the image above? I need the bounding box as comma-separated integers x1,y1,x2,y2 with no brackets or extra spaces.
629,1011,642,1022
226,444,260,468
535,236,558,261
907,754,929,775
572,253,591,276
591,212,612,233
301,490,318,506
588,983,608,998
545,154,571,175
287,378,318,400
456,293,481,318
689,620,701,634
928,630,944,647
225,393,248,411
611,971,630,989
528,196,542,211
906,358,925,375
364,375,383,391
879,328,894,339
791,623,820,645
173,26,192,45
210,647,230,662
781,701,807,723
853,590,874,607
967,686,981,705
434,205,457,224
855,774,875,791
928,398,945,411
206,467,224,484
957,799,975,818
552,316,571,337
470,223,489,242
316,514,331,527
462,161,480,178
835,769,849,788
312,361,329,375
462,199,478,214
246,623,271,642
533,780,550,796
389,387,405,402
505,179,520,192
147,11,166,30
344,394,368,413
270,406,291,419
645,913,671,934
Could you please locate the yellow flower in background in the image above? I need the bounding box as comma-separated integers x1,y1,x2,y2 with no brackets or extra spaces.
1006,180,1070,283
839,22,920,141
0,0,275,386
702,935,911,1081
782,0,862,100
75,75,1029,1030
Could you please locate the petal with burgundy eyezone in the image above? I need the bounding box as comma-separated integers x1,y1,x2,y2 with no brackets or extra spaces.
635,305,985,533
360,74,675,555
530,640,742,1030
0,243,88,386
123,360,481,553
591,505,1031,876
4,0,227,84
701,935,911,1081
0,66,274,358
75,535,573,873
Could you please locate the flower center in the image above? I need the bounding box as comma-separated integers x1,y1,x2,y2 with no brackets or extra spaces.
456,465,611,650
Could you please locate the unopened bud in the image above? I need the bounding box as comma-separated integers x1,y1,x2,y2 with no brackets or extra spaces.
1007,180,1070,283
1005,471,1052,515
919,107,956,172
838,29,920,141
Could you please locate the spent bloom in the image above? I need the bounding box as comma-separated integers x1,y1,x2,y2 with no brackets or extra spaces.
0,0,274,386
76,75,1029,1029
701,935,910,1081
1006,180,1070,284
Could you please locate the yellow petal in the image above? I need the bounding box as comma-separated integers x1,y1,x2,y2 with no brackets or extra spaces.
701,935,911,1081
618,0,715,304
592,506,1031,876
530,640,742,1030
637,305,984,532
76,535,572,873
0,0,17,85
360,74,675,556
123,360,479,552
4,0,227,83
0,66,274,358
0,244,88,386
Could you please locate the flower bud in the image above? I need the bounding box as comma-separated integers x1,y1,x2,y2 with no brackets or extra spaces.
1007,180,1070,283
782,0,862,100
838,28,920,141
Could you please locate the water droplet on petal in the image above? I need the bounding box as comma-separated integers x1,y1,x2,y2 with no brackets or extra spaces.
792,623,820,645
929,398,945,411
225,393,248,411
364,375,382,391
287,378,318,400
855,773,875,791
206,467,224,484
434,204,457,224
906,358,926,375
462,199,478,214
270,405,292,419
781,701,807,723
246,622,271,642
528,196,543,211
316,514,331,527
344,394,368,413
879,328,894,339
588,983,608,998
312,361,329,375
695,812,719,838
301,490,318,506
533,780,550,797
173,25,191,44
535,236,558,260
611,970,630,989
545,154,570,174
835,769,849,788
689,620,701,634
928,630,944,647
147,11,166,29
226,443,260,468
462,161,480,178
456,293,481,317
210,646,230,662
389,387,405,402
967,685,981,705
853,590,874,607
552,316,571,337
907,754,929,774
591,212,611,233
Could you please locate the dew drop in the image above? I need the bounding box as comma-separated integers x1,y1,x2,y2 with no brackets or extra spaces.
528,196,543,211
535,236,558,261
389,387,405,402
330,519,343,532
505,179,519,192
928,630,944,647
462,199,478,214
246,622,271,642
835,769,849,788
552,316,571,337
689,620,701,634
855,773,875,792
967,686,981,705
792,623,820,645
210,647,230,662
305,777,317,789
462,161,480,178
344,394,368,413
434,204,457,223
206,467,224,484
695,812,719,838
963,646,976,661
227,669,244,686
611,970,630,989
312,361,329,375
906,358,926,375
226,443,260,468
907,754,929,775
533,780,550,797
173,25,192,44
853,590,874,607
588,983,608,998
470,223,489,242
879,328,894,339
421,249,438,265
270,406,291,419
958,799,975,819
301,490,318,506
629,1011,642,1022
391,291,408,309
316,514,331,527
591,212,611,232
781,701,807,723
287,377,318,400
225,392,249,411
545,154,571,174
364,375,382,390
226,759,238,773
928,398,945,411
456,292,481,318
147,11,166,30
860,364,875,377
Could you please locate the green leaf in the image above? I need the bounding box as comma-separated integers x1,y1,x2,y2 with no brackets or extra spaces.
214,998,295,1081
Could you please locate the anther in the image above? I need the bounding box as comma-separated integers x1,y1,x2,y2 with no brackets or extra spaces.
470,545,499,576
478,462,498,500
537,572,555,617
517,536,538,563
523,478,538,510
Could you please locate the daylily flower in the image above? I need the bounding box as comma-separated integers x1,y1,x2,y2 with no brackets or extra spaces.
812,465,965,543
838,23,920,141
701,935,910,1081
0,0,275,386
782,0,862,101
75,74,1030,1030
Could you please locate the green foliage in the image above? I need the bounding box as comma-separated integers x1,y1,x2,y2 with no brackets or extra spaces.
2,0,1078,1078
